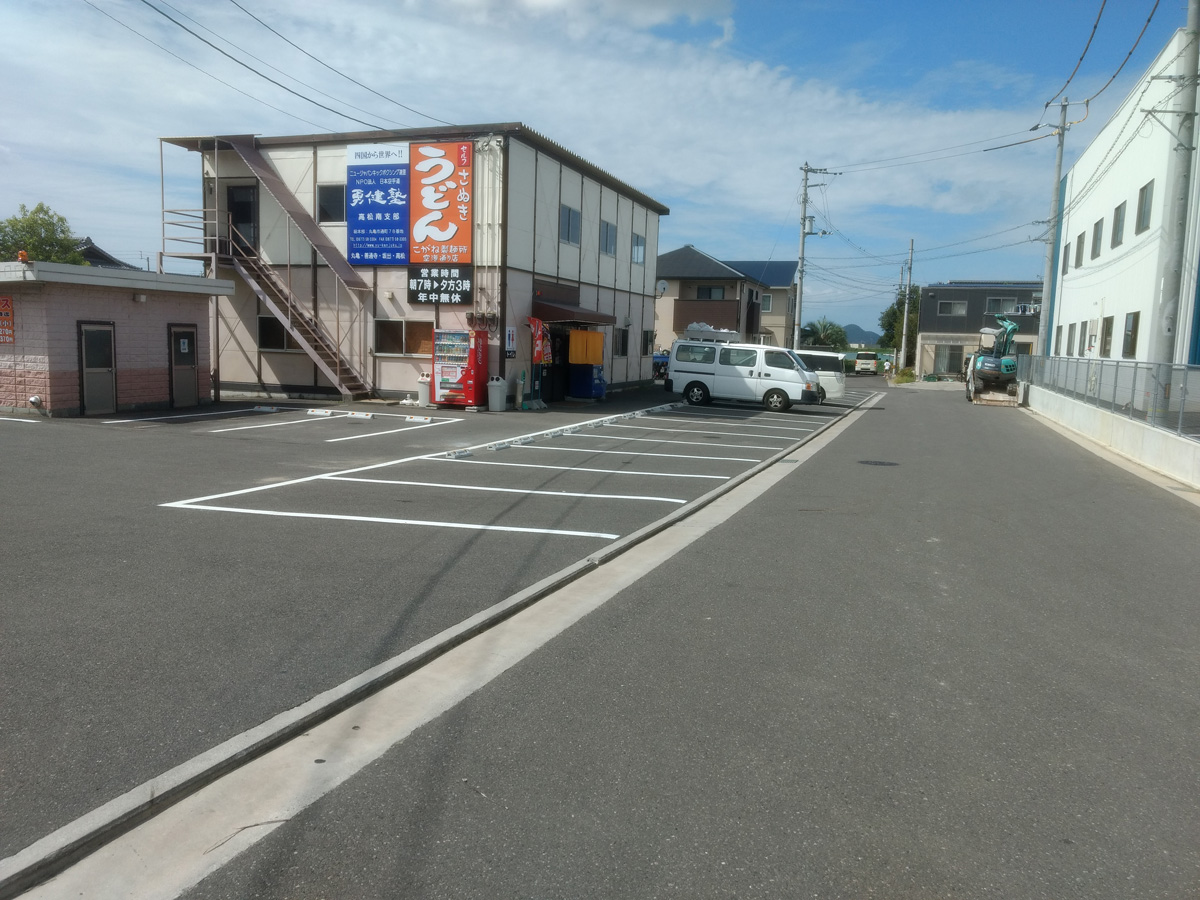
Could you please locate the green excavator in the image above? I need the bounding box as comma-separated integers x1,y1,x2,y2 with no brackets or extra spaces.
965,314,1020,403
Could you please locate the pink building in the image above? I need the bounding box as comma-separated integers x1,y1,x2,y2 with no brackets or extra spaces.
0,260,232,417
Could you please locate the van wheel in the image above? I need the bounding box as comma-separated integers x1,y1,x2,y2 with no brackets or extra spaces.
818,386,827,403
763,389,790,411
683,382,710,405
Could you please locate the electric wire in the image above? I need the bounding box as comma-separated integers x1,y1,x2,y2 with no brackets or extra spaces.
80,0,330,131
831,131,1031,172
227,0,456,127
135,0,384,130
1081,0,1161,104
1046,0,1108,105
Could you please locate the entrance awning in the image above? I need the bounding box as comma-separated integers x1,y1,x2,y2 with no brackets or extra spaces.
533,298,617,326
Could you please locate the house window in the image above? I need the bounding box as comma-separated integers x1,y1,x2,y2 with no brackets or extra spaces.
938,300,967,316
1135,180,1154,233
934,344,964,375
697,285,726,300
985,297,1018,314
1054,324,1062,355
1062,246,1070,275
1100,316,1114,357
1122,312,1140,358
559,204,582,247
259,316,302,351
600,220,617,256
631,233,646,265
1078,322,1088,356
1111,201,1126,247
1066,322,1077,356
641,329,655,355
614,327,630,357
374,319,434,355
761,293,773,313
1074,233,1085,268
316,184,345,224
1091,219,1103,259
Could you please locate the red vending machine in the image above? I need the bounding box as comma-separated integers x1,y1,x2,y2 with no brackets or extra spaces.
431,329,488,406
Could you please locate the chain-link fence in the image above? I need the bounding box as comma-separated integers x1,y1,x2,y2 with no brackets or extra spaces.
1019,356,1200,440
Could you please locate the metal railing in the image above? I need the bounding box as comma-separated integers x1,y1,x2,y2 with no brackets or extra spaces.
1020,356,1200,441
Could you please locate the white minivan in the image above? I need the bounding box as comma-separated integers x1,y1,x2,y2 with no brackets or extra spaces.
792,349,846,402
665,340,821,411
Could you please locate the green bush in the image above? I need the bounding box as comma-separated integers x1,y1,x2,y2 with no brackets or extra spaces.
893,367,917,384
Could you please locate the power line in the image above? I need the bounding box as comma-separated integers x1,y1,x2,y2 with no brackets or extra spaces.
831,131,1033,172
1046,0,1108,105
227,0,456,128
1082,0,1162,104
80,0,330,131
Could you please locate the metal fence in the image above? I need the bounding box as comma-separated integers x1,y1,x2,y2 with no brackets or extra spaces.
1019,356,1200,441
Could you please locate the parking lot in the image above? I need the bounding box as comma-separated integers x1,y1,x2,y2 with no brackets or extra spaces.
1,386,874,862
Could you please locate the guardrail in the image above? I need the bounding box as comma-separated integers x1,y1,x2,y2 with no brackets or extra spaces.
1020,356,1200,440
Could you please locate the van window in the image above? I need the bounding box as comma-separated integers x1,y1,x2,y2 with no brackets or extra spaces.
797,353,842,372
675,344,716,364
856,352,877,361
719,347,758,367
763,350,795,369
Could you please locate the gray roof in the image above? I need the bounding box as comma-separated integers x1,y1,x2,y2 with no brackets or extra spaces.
724,260,797,288
657,245,762,283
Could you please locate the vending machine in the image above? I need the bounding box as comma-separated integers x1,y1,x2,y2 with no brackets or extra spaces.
431,329,488,406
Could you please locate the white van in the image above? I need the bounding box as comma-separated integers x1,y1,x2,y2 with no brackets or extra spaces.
791,349,846,402
665,340,821,411
854,351,879,374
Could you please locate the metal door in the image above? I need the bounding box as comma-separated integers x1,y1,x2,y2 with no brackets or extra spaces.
170,325,199,407
80,324,116,416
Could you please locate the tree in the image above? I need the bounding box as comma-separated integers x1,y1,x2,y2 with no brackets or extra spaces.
799,317,849,351
0,203,87,265
878,285,920,367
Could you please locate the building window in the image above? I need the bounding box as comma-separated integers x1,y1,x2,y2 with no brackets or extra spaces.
374,319,434,355
761,293,773,313
1091,219,1103,259
1066,322,1076,356
641,329,655,355
631,233,646,265
1074,233,1085,268
614,327,629,357
1100,316,1114,357
985,297,1018,314
559,204,581,247
1054,324,1062,355
259,316,302,351
1111,201,1126,247
1078,322,1088,356
1135,180,1154,233
600,220,617,256
934,344,964,375
316,184,345,224
938,300,967,316
697,285,725,300
1062,246,1070,275
1122,312,1140,358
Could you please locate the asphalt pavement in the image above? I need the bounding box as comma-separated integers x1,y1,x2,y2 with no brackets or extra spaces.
7,376,1200,898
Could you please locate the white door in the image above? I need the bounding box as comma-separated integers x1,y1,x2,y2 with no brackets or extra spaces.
714,346,758,401
758,348,802,401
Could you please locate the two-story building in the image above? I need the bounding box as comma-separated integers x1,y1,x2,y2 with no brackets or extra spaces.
915,281,1042,377
160,123,668,405
653,245,772,348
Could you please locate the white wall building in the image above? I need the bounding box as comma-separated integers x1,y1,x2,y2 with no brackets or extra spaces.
1050,28,1200,367
161,124,668,405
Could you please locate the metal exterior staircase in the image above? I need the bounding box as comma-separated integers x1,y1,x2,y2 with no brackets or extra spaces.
230,250,369,399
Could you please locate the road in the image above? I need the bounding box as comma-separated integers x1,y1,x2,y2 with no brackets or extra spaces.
5,377,1200,898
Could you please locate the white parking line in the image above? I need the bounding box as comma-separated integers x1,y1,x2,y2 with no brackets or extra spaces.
0,417,40,423
513,445,762,463
435,458,729,479
211,414,354,433
327,476,686,504
103,408,265,424
607,421,814,437
563,434,786,451
325,420,454,443
169,505,619,539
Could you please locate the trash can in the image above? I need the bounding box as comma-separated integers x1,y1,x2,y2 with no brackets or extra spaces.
416,373,431,408
487,376,507,412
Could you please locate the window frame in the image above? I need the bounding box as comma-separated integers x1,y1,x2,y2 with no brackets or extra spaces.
1062,245,1070,275
1100,315,1114,358
599,219,617,257
641,329,655,356
316,184,346,224
1090,219,1103,259
696,285,726,300
1066,322,1077,357
373,318,434,356
1111,201,1126,248
613,326,630,358
1122,312,1140,358
938,300,967,316
1135,180,1154,234
631,233,646,265
1078,322,1088,356
258,316,303,352
760,293,773,313
985,297,1019,315
1054,324,1062,355
1074,233,1085,268
559,204,582,247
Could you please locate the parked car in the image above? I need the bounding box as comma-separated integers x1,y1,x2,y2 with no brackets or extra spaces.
792,349,846,401
665,340,821,411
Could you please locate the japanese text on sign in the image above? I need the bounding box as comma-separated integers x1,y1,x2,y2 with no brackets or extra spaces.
0,296,14,344
408,266,473,305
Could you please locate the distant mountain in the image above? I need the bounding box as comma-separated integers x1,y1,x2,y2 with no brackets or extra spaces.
844,324,881,346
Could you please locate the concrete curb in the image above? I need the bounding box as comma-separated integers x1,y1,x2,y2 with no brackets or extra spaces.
0,398,860,898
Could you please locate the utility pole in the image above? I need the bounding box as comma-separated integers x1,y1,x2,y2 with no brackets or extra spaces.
898,239,914,370
1038,97,1069,357
791,163,832,349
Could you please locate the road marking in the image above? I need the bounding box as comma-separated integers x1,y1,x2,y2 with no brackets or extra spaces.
325,420,455,443
326,476,686,504
0,417,40,423
168,504,620,539
563,434,786,451
102,408,265,424
607,421,815,437
211,414,353,433
435,458,729,479
512,444,761,463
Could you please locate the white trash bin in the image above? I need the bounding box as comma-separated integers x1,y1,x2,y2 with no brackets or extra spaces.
487,376,507,412
416,373,431,408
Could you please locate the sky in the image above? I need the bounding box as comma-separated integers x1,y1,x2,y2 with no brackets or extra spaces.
0,0,1184,331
